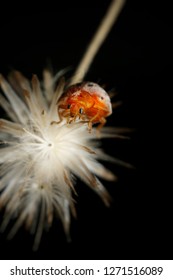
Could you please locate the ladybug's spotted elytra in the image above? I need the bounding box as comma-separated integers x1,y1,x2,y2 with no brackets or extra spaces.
57,81,112,131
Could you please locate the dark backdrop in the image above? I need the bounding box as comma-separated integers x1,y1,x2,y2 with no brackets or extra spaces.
0,0,172,259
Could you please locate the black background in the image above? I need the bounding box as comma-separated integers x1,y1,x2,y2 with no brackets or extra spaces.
0,0,172,260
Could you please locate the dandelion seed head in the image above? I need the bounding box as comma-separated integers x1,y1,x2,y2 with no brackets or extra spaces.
0,71,120,249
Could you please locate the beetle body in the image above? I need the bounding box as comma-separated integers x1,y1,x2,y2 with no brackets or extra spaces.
58,82,112,131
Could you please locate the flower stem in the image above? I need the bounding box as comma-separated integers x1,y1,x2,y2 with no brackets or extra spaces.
70,0,126,85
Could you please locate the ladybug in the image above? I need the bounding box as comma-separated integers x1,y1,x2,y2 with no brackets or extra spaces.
57,81,112,131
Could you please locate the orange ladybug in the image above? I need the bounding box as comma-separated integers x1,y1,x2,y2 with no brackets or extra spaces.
58,82,112,131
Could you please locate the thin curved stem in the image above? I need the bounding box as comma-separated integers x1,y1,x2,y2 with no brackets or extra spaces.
70,0,126,85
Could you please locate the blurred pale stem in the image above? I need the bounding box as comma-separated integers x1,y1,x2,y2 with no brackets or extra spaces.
70,0,126,85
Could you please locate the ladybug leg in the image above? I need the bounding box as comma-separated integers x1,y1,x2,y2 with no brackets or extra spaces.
68,112,80,123
97,117,106,130
68,104,83,123
88,111,100,133
51,109,70,125
88,121,93,132
80,115,86,121
63,110,73,124
68,116,75,124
